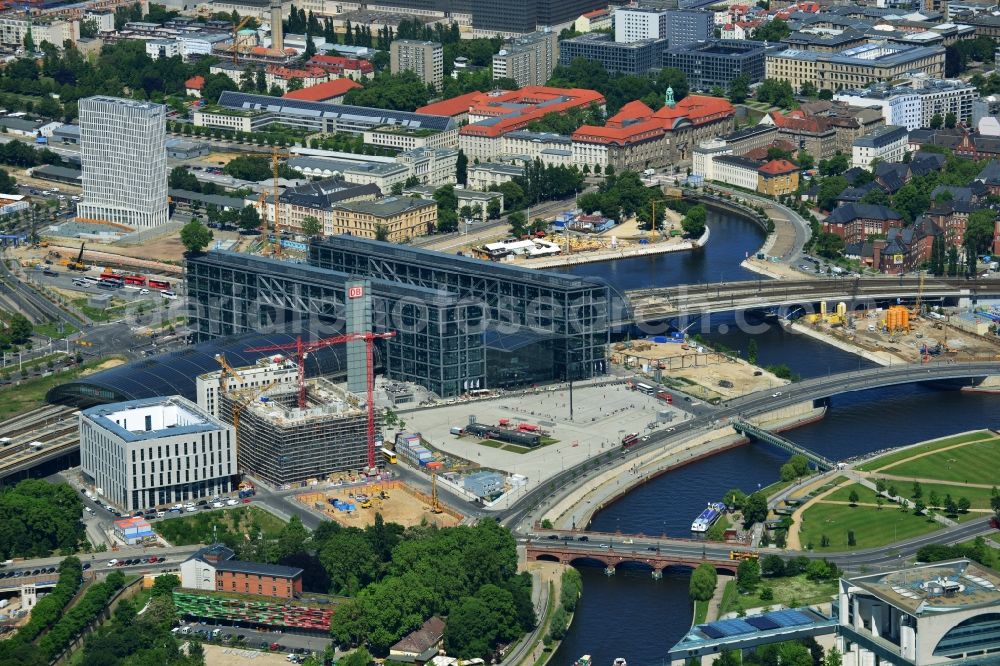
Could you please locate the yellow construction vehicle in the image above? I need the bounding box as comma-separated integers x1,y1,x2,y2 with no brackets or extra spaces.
66,242,87,271
912,272,925,316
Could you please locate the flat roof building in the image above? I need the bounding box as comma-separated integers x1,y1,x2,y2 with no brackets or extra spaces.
218,378,371,485
186,236,621,397
79,396,236,513
559,34,668,75
663,40,773,92
78,96,169,229
492,31,559,88
766,42,946,92
391,40,444,90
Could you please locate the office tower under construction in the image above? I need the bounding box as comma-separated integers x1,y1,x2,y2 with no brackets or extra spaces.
220,378,377,487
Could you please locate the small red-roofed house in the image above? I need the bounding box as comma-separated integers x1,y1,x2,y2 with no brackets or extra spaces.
185,76,205,98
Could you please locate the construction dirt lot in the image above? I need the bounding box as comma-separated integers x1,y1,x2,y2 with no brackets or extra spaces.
295,480,462,529
806,312,1000,364
200,645,289,666
611,339,790,402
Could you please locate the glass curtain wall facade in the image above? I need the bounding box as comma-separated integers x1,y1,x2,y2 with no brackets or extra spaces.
186,251,485,397
308,235,613,385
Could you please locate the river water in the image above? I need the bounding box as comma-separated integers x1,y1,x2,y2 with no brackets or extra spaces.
546,211,1000,666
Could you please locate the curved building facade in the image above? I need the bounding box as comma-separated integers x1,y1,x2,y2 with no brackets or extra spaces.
47,330,378,409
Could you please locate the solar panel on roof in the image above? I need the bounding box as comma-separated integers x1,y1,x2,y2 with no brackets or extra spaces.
700,626,725,639
769,610,813,627
745,616,780,630
713,620,756,636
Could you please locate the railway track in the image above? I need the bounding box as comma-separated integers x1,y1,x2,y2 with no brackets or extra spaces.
0,405,75,440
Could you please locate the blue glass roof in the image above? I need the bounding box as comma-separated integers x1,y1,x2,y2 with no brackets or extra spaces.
47,329,380,408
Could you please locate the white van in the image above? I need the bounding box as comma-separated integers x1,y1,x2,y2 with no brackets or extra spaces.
161,290,177,300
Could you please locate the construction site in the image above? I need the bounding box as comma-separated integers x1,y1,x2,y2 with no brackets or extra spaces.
610,337,790,402
789,297,1000,365
219,378,373,487
296,479,462,529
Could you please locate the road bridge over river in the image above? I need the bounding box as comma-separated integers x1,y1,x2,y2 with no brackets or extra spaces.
499,360,1000,540
622,276,1000,322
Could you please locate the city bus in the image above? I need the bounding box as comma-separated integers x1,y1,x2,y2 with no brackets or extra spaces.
621,432,639,449
124,274,147,286
148,279,171,290
380,447,397,464
635,382,655,395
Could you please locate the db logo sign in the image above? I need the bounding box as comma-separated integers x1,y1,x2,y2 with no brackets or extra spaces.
348,286,364,299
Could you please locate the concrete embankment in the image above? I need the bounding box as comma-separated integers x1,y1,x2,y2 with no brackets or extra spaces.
785,322,896,366
522,226,710,270
547,400,826,530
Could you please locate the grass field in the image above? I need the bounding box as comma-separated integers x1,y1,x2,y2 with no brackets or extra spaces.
906,482,996,511
824,483,881,505
154,506,286,546
856,431,996,472
877,437,1000,485
797,502,941,552
719,574,837,615
0,357,121,420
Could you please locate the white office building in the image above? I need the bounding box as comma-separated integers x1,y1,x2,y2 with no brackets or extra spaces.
615,8,666,43
834,78,977,131
79,396,236,513
837,560,1000,666
78,96,169,229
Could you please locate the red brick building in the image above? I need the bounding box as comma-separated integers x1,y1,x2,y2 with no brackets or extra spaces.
181,544,303,600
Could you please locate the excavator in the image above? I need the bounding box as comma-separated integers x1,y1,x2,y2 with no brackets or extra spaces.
65,242,87,271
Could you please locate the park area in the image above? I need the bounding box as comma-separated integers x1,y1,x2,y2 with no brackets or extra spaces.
154,506,287,546
796,499,941,552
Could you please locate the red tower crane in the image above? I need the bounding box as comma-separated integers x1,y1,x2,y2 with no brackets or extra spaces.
245,331,396,469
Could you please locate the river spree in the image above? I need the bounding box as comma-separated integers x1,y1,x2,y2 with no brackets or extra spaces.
549,212,999,666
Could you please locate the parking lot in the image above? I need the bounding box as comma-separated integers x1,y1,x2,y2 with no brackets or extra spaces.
177,622,333,656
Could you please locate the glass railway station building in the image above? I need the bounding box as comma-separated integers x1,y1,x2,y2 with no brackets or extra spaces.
184,236,621,398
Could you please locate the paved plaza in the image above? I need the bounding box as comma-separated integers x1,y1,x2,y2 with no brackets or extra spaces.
400,382,695,487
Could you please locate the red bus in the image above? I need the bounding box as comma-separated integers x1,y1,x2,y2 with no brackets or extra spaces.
621,432,639,448
101,271,124,281
656,391,673,404
124,274,146,286
148,279,171,290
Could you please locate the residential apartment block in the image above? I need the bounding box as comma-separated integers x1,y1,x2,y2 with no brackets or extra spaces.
492,30,559,88
0,16,79,48
834,78,977,131
78,96,169,229
79,396,236,513
390,40,444,89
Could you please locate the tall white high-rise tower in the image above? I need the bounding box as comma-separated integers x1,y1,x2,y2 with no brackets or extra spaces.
78,96,168,229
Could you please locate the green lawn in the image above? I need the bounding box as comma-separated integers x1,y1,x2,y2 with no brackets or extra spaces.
0,357,121,420
797,502,941,552
856,431,996,472
154,507,286,546
33,320,79,339
693,598,709,624
824,483,882,504
717,574,836,615
879,437,1000,485
909,482,996,511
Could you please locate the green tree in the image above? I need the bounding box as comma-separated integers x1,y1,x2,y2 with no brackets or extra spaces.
168,166,200,191
508,211,528,237
340,648,373,666
180,218,212,253
689,562,718,601
761,554,785,577
729,73,751,104
238,205,261,233
958,497,971,514
724,488,747,510
825,648,843,666
681,204,708,237
742,492,768,527
747,339,758,365
817,175,848,211
456,149,468,186
736,557,761,593
848,490,859,506
754,19,791,42
930,113,943,129
301,215,323,237
718,650,742,666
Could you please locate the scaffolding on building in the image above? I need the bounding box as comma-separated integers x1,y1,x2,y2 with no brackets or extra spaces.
219,378,378,487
